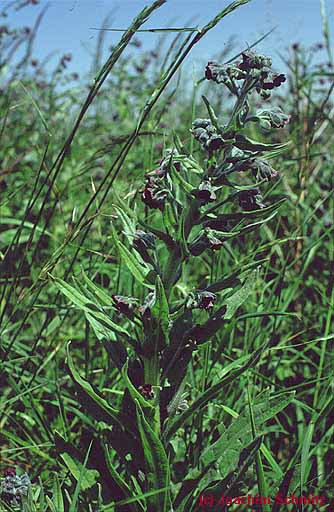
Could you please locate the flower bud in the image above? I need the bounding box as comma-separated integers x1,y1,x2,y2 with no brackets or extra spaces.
142,177,167,211
186,291,217,311
133,230,156,251
191,119,225,152
133,230,156,264
138,384,154,399
255,107,290,129
192,180,217,204
238,50,272,71
112,295,138,319
237,188,265,211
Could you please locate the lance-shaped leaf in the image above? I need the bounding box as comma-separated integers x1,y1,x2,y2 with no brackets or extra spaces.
201,392,295,471
224,269,258,320
113,203,138,243
51,474,64,512
53,276,131,340
150,275,170,348
55,433,98,491
170,165,194,195
135,399,171,512
202,198,286,224
122,359,154,411
163,346,264,441
193,437,263,512
80,270,114,307
104,444,144,512
234,133,291,152
66,342,134,433
111,224,154,287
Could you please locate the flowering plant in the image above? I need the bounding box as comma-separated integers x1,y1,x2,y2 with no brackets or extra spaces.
52,48,291,511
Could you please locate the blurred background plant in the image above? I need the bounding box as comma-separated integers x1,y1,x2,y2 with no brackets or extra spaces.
0,0,333,510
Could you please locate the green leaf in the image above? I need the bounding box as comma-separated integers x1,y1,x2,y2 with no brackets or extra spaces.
151,275,170,347
162,203,177,233
121,359,154,411
170,166,193,195
202,95,219,129
81,270,114,306
52,276,131,339
163,346,264,441
69,441,95,512
135,400,171,512
202,392,295,472
113,203,137,243
56,443,98,491
66,342,132,432
224,269,258,320
301,421,315,488
234,133,291,152
203,198,286,223
111,224,154,287
52,473,64,512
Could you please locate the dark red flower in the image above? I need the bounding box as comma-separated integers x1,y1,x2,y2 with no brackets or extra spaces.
237,188,265,211
193,180,216,204
141,177,167,211
138,384,154,399
198,291,217,310
112,295,136,318
272,73,286,87
138,292,155,321
262,73,286,90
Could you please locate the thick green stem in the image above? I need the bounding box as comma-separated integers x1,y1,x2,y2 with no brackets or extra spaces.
144,352,161,436
163,246,182,299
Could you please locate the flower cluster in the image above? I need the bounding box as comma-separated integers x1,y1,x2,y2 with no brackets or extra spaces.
142,176,167,210
238,50,272,71
133,230,156,263
138,49,287,264
205,61,244,84
138,384,154,399
141,151,180,210
254,107,290,129
224,157,279,181
191,119,226,152
112,290,159,327
205,50,286,99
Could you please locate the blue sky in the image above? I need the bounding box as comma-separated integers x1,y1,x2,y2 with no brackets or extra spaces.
8,0,334,78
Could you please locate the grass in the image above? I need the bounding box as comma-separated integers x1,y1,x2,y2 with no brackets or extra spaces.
0,0,333,511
